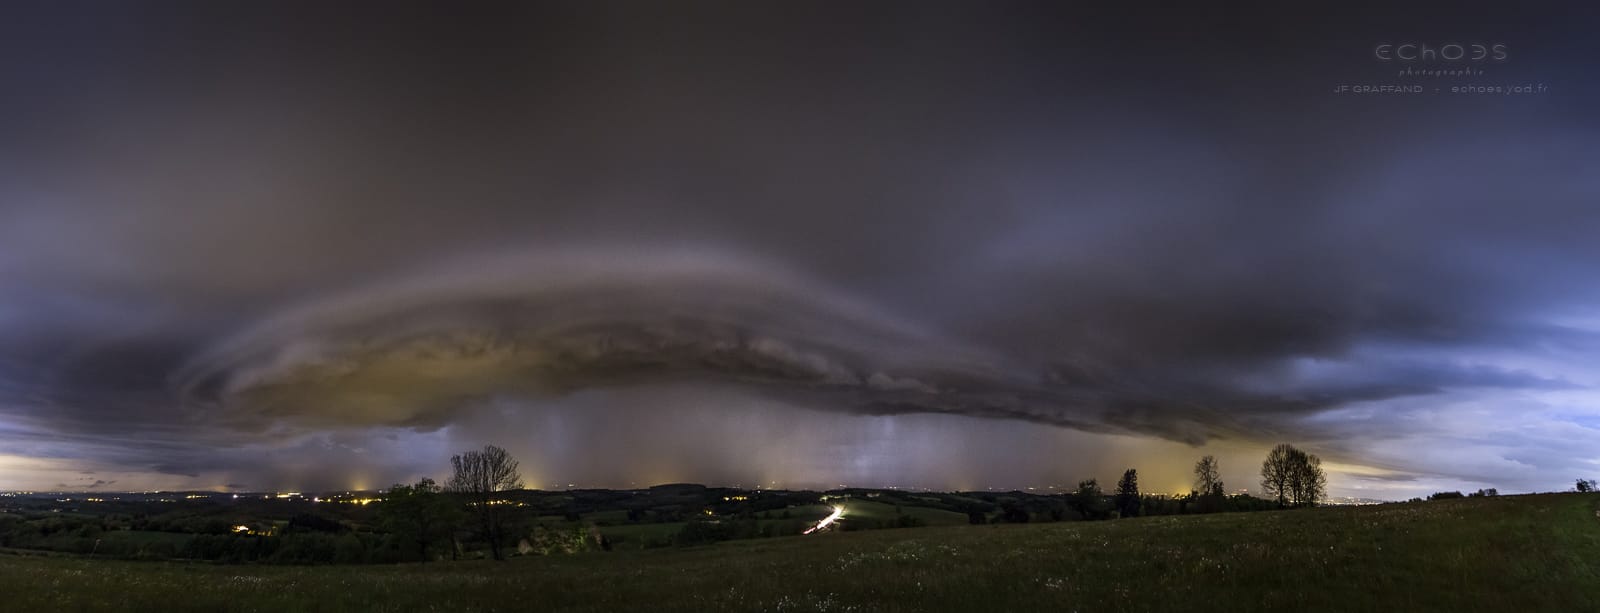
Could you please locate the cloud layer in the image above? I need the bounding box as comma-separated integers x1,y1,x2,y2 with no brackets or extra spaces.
1,3,1598,496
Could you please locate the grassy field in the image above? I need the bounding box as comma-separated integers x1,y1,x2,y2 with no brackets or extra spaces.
840,500,970,526
594,521,684,548
3,493,1597,612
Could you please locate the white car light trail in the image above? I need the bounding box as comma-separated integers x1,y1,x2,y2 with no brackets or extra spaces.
803,505,845,535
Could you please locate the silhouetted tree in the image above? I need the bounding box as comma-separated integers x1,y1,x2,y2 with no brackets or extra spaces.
1194,455,1224,497
999,500,1031,523
1289,451,1326,507
1261,445,1294,506
1577,479,1596,493
447,445,524,560
1429,491,1464,500
1261,444,1325,507
1068,478,1110,520
1192,455,1228,513
1115,469,1140,518
378,478,460,562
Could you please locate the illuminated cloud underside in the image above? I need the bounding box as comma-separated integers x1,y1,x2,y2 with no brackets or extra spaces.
0,4,1598,497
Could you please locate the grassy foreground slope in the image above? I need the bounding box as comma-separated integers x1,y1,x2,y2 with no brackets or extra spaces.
3,493,1596,612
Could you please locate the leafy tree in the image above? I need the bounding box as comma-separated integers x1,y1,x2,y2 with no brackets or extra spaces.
378,478,460,562
447,444,524,560
1115,469,1140,518
999,500,1031,523
1577,479,1596,493
1194,455,1224,496
1067,478,1110,520
1260,443,1325,507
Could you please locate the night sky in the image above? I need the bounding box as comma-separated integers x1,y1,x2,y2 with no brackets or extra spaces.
2,3,1598,499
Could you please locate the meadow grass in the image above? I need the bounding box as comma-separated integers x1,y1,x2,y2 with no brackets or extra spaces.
594,521,683,548
3,493,1596,612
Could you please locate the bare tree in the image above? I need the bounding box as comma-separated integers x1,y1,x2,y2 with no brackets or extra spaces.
1261,444,1295,507
1288,451,1327,507
447,445,524,560
1261,443,1325,507
1194,455,1223,496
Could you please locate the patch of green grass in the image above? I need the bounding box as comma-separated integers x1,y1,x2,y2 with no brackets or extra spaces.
782,503,835,519
836,499,969,526
2,494,1597,612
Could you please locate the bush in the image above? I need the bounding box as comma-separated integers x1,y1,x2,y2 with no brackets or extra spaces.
334,533,368,564
524,523,606,555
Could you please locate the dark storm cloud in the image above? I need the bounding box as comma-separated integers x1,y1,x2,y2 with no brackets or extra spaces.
1,2,1598,493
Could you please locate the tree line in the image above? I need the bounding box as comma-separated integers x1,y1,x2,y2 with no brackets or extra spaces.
1052,443,1328,523
372,443,1336,558
264,441,1340,560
